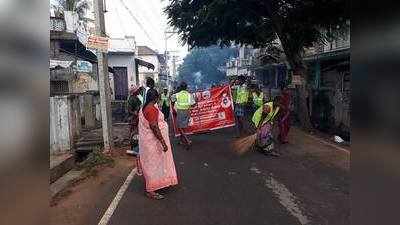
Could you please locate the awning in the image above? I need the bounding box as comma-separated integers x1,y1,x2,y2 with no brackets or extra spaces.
58,39,98,63
50,59,114,73
135,58,155,70
55,39,115,73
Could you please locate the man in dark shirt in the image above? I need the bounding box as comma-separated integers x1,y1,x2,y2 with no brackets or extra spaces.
126,85,142,155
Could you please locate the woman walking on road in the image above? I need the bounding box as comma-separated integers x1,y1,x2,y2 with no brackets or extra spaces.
138,89,178,200
278,85,291,144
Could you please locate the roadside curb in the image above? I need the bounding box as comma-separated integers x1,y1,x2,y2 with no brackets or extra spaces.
301,131,350,155
50,170,84,199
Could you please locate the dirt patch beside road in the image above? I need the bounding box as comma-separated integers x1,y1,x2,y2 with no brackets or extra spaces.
50,148,135,225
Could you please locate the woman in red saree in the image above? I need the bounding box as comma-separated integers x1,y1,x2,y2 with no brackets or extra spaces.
138,89,178,200
278,86,291,144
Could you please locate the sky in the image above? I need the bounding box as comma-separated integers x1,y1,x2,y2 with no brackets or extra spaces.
104,0,188,63
50,0,188,66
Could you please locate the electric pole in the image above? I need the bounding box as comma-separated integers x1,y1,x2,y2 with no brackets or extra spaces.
172,55,178,79
94,0,113,150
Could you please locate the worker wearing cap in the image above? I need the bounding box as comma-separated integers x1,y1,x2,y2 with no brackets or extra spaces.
171,82,196,150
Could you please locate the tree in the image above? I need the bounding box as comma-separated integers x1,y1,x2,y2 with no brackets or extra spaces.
165,0,349,130
177,46,237,88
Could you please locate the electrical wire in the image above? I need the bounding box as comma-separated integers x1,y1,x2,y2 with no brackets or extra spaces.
118,0,159,49
113,3,128,36
131,0,160,32
113,2,136,49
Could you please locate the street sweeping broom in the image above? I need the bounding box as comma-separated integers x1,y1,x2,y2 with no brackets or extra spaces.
232,99,281,156
232,133,257,155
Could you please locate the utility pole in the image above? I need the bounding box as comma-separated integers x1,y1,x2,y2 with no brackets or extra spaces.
172,55,178,79
164,30,178,90
164,30,178,57
94,0,113,150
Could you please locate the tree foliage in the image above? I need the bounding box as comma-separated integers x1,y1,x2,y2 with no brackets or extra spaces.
165,0,349,130
177,46,237,88
165,0,349,70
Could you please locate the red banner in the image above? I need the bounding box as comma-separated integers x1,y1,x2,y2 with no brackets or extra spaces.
171,85,236,136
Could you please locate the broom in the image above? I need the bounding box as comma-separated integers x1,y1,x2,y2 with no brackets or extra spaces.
232,133,257,155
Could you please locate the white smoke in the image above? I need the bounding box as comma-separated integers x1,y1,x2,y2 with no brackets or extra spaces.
193,71,202,84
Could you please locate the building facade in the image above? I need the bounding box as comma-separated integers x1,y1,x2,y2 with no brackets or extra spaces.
303,23,351,138
108,37,137,101
50,14,99,154
226,45,288,101
137,46,162,85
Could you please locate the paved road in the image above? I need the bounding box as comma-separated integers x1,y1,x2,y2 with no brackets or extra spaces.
106,127,349,225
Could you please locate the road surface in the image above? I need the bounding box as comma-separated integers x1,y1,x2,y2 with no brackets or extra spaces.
103,127,349,225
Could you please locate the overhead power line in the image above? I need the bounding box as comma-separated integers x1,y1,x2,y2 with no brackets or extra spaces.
113,3,128,36
118,0,158,49
131,0,160,32
113,3,136,49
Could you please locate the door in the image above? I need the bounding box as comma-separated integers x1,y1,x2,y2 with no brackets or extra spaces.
113,67,128,100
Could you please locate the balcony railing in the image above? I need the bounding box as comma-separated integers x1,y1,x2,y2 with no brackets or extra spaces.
306,36,350,56
50,17,66,32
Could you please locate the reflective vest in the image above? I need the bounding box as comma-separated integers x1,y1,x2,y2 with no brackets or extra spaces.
252,92,264,107
252,102,280,127
176,90,191,110
235,85,249,104
161,93,169,107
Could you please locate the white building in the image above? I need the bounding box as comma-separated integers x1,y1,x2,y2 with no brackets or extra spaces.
226,46,254,78
107,37,137,100
137,46,161,85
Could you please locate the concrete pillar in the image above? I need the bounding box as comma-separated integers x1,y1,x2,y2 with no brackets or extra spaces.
50,96,71,155
83,94,95,128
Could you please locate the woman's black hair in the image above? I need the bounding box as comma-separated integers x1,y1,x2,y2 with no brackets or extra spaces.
143,88,159,109
146,77,155,89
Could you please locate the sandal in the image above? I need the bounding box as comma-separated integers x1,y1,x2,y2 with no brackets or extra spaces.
145,191,164,200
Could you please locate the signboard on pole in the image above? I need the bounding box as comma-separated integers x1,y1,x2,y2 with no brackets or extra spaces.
87,35,109,52
171,85,236,136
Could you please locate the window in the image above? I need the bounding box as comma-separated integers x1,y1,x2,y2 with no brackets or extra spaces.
50,80,69,96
